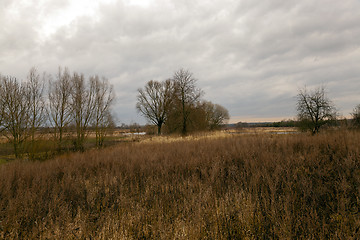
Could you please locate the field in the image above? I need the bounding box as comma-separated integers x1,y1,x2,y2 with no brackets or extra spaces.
0,130,144,163
0,130,360,239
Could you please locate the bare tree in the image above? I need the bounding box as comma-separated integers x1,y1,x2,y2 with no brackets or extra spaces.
172,69,202,135
0,76,4,129
26,67,46,158
91,75,114,147
96,111,115,146
71,72,96,151
0,76,29,157
48,67,73,151
297,86,337,134
202,101,230,130
351,104,360,128
136,79,173,135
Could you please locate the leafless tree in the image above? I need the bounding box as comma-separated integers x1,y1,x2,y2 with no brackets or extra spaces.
297,86,337,134
202,101,230,130
0,76,29,157
48,67,73,151
0,76,4,129
172,69,202,135
136,79,173,135
91,75,114,147
71,72,96,151
26,67,46,158
351,104,360,128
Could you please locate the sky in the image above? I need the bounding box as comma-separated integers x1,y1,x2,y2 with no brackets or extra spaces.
1,0,360,124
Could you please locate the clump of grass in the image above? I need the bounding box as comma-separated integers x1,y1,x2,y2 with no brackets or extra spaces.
0,130,359,239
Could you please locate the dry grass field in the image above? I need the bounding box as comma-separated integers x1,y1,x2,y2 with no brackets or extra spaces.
0,130,360,239
0,130,146,163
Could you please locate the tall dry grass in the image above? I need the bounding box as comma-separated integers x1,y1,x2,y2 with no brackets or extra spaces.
0,130,359,239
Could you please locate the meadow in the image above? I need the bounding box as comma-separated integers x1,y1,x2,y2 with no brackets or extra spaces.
0,130,359,239
0,130,140,163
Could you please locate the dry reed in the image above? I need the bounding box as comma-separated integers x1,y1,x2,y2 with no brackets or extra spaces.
0,130,359,239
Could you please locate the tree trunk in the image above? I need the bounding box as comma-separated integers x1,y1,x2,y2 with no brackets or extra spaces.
157,123,162,135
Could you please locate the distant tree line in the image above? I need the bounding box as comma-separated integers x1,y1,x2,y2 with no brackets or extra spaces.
136,69,230,135
234,120,298,129
0,67,114,158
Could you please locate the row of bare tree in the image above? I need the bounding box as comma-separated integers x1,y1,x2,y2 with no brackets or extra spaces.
0,67,114,157
136,69,229,135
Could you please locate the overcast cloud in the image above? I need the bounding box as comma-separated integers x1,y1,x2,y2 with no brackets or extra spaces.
1,0,360,124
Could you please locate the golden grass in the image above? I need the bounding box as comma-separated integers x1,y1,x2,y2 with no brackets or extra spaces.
141,131,230,144
226,127,299,134
0,130,359,239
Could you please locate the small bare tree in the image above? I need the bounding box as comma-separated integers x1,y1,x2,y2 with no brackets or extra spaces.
48,67,73,151
91,75,114,147
202,101,230,130
136,79,173,135
71,73,96,151
0,76,29,157
172,69,202,135
297,86,337,134
0,76,4,129
26,67,46,159
351,104,360,128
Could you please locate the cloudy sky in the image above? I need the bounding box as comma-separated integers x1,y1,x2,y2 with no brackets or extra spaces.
1,0,360,124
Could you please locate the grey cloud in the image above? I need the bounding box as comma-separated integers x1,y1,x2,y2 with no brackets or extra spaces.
1,0,360,123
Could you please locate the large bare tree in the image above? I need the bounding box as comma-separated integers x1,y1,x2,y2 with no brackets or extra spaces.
48,67,73,151
0,76,29,157
71,72,96,151
136,79,173,135
172,69,202,135
297,86,337,134
91,75,114,147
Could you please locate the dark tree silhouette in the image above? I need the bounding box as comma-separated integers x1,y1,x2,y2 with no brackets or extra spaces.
0,76,29,157
297,86,337,134
136,79,173,135
351,104,360,128
48,67,73,151
172,69,202,135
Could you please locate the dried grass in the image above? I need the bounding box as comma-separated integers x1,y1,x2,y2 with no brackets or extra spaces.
0,130,359,239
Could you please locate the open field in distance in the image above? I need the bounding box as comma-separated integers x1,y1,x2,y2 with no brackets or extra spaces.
0,130,359,239
0,129,148,163
0,127,296,163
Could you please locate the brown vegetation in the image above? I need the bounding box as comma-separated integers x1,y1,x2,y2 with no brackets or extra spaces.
0,130,360,239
